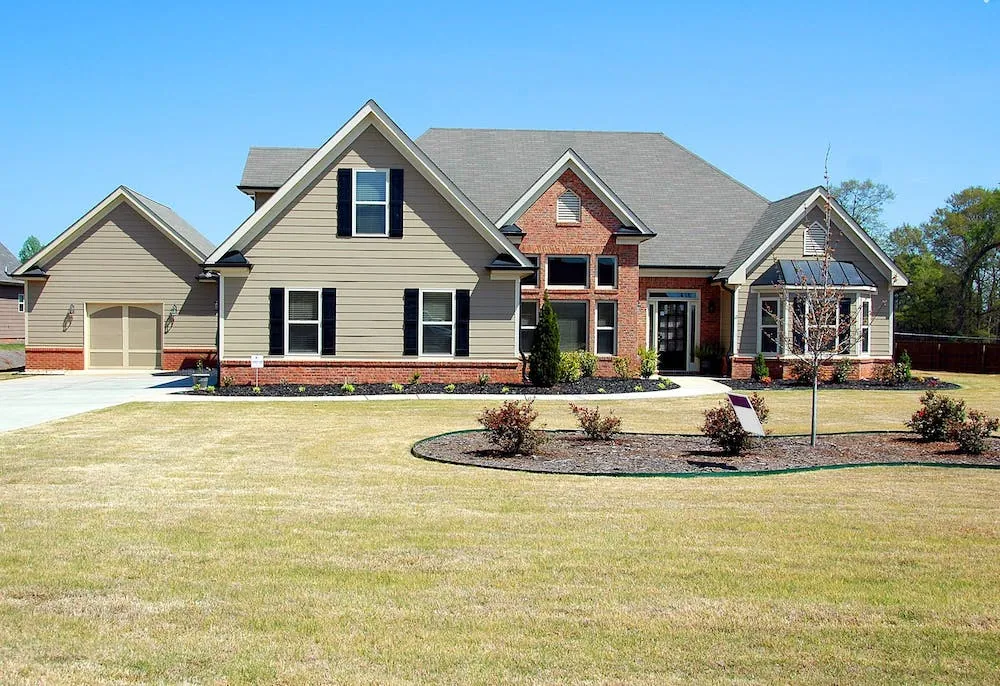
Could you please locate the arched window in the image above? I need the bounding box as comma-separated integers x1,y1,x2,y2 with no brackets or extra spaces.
556,190,581,224
804,220,827,256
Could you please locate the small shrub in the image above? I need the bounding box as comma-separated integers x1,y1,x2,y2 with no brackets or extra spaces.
701,393,770,455
613,356,634,379
205,385,216,394
760,375,772,385
569,403,622,440
576,351,599,378
948,410,999,454
408,371,422,385
789,359,817,384
477,400,544,455
341,382,356,395
528,295,561,387
632,384,643,393
558,352,583,383
298,385,306,393
874,362,910,385
657,381,668,390
192,382,202,391
252,386,261,395
833,359,853,384
907,390,966,441
391,382,405,393
751,353,769,381
898,349,913,382
638,347,658,378
221,375,235,388
501,386,511,394
444,383,456,393
478,372,491,387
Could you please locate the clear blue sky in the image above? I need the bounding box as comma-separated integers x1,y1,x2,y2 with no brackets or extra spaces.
1,0,996,254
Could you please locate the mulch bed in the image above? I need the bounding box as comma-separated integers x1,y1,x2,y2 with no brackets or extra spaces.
413,431,1000,475
722,378,959,392
188,377,678,397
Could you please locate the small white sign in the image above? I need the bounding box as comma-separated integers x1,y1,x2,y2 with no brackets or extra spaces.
728,393,764,436
250,355,264,369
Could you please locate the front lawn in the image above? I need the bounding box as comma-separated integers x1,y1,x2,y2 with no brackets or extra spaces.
0,373,997,683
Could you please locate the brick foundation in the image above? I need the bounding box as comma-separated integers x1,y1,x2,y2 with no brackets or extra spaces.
26,347,85,370
163,348,218,371
219,359,523,385
730,356,892,380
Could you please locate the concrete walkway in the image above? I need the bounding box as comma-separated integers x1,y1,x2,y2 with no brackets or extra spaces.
0,372,191,432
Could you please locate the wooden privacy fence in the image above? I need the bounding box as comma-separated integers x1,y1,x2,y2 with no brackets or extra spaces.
895,335,1000,374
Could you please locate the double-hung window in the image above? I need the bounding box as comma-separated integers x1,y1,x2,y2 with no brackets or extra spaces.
546,256,588,288
551,301,588,352
596,302,617,355
287,289,320,354
759,297,780,354
354,169,389,235
520,300,537,352
859,298,871,354
597,256,617,288
836,297,852,353
17,292,24,313
421,291,454,355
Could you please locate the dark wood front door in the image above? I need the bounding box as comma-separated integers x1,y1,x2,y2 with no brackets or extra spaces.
657,301,688,371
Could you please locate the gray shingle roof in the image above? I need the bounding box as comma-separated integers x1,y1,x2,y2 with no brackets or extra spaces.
415,129,771,268
716,187,820,280
239,147,315,189
125,187,215,259
0,241,21,286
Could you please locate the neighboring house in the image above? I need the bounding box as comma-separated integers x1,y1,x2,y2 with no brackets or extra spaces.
13,187,217,370
14,100,908,379
0,241,25,342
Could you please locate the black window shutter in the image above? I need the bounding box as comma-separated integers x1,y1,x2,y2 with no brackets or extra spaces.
403,288,419,356
337,168,352,237
389,168,404,238
455,289,470,357
268,287,285,355
321,288,337,355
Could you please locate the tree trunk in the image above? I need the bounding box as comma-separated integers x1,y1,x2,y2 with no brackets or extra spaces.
810,372,818,447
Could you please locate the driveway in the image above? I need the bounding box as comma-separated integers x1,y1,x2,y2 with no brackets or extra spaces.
0,372,191,432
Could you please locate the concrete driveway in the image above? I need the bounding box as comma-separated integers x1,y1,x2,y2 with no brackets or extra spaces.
0,372,191,432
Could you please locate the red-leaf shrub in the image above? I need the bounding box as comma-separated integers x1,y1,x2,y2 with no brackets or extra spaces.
478,400,544,455
947,410,999,455
701,393,769,455
907,391,966,441
569,403,622,440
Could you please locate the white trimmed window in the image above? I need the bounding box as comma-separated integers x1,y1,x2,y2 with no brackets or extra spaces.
803,220,827,256
17,292,24,313
354,169,389,235
546,255,589,288
759,297,780,354
287,289,320,354
859,298,871,354
596,302,617,355
520,300,537,352
597,256,617,288
556,190,581,224
420,290,455,355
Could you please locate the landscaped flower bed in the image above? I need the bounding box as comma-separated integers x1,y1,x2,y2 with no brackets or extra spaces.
413,430,1000,475
722,377,958,392
187,377,678,397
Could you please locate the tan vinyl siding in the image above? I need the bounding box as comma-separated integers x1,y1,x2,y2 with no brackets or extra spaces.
735,207,893,357
0,285,25,340
224,125,516,359
26,202,215,350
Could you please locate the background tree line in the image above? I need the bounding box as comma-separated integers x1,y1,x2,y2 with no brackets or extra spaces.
831,180,1000,338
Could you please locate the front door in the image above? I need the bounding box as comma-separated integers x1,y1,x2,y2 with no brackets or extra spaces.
657,301,688,371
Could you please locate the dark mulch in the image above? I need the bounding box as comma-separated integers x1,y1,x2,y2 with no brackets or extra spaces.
722,378,959,392
414,431,1000,475
187,377,678,397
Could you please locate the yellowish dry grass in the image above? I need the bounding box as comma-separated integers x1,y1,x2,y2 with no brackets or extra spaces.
0,372,997,683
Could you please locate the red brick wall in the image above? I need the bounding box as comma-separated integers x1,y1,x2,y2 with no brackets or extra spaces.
638,277,723,356
26,347,85,370
163,348,218,371
517,169,641,366
220,359,522,385
730,356,892,380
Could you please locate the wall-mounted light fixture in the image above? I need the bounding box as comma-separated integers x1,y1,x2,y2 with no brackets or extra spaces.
67,303,75,315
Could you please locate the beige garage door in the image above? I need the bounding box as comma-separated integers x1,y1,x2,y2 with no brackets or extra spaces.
88,304,162,369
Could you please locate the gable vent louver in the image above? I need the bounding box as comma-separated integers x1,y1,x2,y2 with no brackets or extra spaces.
804,220,827,256
556,191,581,223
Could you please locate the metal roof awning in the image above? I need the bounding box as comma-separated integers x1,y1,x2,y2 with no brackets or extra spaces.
752,260,875,288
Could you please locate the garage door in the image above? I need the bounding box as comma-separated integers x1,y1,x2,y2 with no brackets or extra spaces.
88,304,162,369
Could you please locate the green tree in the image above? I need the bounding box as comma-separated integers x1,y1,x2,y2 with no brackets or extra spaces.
18,235,42,262
528,295,560,387
829,179,895,247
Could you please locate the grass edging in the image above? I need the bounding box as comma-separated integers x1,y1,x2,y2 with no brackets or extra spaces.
410,429,1000,478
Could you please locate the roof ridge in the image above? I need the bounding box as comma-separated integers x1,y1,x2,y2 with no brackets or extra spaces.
248,145,317,151
422,126,667,136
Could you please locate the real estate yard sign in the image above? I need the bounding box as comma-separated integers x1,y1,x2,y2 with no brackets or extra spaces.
728,393,764,436
250,355,263,386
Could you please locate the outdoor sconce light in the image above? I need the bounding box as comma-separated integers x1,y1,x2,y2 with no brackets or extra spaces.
67,303,75,315
708,300,716,314
169,304,178,317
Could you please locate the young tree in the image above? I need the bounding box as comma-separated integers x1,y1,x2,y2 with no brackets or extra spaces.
829,179,895,248
528,294,561,387
18,235,43,263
